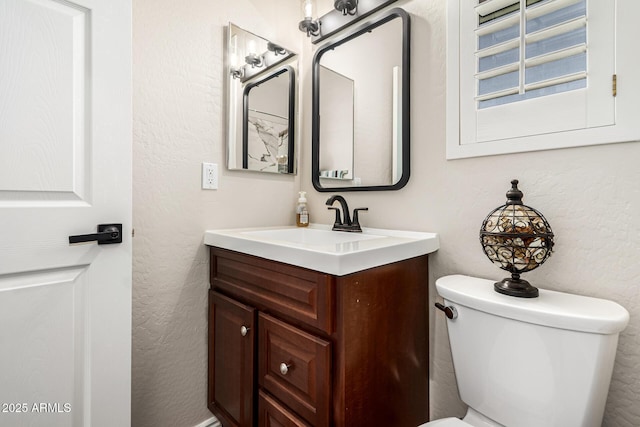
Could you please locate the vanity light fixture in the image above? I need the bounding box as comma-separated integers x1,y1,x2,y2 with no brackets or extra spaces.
267,42,287,56
230,66,245,80
244,53,263,68
301,0,398,44
479,179,554,298
299,0,320,37
244,39,264,68
334,0,358,15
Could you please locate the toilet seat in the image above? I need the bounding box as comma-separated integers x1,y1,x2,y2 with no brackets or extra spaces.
419,417,471,427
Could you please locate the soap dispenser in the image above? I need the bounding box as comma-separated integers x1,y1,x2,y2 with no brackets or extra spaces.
296,191,309,227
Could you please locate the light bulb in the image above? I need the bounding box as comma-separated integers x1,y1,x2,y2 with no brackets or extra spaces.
303,0,314,19
246,39,257,56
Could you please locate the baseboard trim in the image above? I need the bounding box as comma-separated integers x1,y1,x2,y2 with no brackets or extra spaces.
193,415,221,427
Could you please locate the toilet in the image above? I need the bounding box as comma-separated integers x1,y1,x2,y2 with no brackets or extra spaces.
422,275,629,427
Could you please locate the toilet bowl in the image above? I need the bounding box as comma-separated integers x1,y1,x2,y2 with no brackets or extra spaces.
422,275,629,427
420,417,469,427
420,408,502,427
420,418,468,427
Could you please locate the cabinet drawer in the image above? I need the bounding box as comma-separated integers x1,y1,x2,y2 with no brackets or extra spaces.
259,313,331,427
211,248,334,334
258,390,311,427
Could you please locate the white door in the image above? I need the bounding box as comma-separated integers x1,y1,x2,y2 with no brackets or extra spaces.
0,0,132,426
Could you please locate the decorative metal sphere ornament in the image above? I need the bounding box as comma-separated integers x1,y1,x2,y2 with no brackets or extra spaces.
479,179,554,298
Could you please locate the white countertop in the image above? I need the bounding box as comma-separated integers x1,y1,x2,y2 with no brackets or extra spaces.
204,224,439,276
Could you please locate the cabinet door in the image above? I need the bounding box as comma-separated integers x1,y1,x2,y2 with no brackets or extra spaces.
209,291,256,427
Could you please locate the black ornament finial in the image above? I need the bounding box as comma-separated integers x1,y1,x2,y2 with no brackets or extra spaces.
505,179,524,205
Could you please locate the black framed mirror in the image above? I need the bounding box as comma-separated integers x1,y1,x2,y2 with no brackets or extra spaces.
312,8,410,191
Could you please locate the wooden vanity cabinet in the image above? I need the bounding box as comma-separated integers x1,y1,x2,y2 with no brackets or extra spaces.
208,247,429,427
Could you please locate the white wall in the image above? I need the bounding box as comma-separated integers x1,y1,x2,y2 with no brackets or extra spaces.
132,1,302,426
300,1,640,426
132,0,640,426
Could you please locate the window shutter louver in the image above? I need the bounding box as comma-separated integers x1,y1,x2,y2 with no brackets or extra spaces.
475,0,588,109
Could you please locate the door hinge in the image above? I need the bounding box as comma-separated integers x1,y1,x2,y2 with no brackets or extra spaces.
613,74,617,97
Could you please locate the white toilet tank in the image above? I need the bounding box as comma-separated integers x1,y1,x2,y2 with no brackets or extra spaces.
436,275,629,427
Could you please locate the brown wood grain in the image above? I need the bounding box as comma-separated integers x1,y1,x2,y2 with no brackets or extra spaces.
209,291,256,427
209,248,430,427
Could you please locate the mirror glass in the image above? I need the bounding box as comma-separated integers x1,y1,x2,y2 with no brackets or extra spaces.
318,66,354,180
312,9,410,191
227,23,297,174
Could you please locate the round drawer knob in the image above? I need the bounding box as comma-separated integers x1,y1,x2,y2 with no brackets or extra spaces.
240,325,250,337
279,362,291,375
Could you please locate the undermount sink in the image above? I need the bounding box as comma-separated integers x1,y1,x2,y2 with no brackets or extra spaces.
204,224,439,275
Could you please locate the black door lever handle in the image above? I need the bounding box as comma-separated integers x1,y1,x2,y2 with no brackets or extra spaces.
69,224,123,245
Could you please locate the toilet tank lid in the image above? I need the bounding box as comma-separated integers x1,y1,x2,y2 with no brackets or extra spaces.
436,275,629,334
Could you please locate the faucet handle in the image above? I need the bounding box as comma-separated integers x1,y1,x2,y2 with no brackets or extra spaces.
327,207,343,226
352,208,368,228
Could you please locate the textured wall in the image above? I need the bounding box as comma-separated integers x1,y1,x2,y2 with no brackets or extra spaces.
132,1,302,426
299,1,640,425
132,0,640,426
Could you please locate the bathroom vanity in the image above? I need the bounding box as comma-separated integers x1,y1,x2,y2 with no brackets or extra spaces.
205,226,438,427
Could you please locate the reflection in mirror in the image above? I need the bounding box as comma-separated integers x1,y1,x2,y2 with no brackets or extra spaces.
319,66,354,180
312,8,410,191
242,67,295,173
226,23,297,174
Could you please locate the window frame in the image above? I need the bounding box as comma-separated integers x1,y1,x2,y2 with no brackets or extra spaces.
446,0,640,159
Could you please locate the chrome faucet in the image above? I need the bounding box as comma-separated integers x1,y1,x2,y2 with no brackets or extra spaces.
325,195,368,232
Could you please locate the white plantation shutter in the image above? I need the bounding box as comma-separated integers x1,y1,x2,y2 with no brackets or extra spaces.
463,0,615,143
476,0,588,108
447,0,640,159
